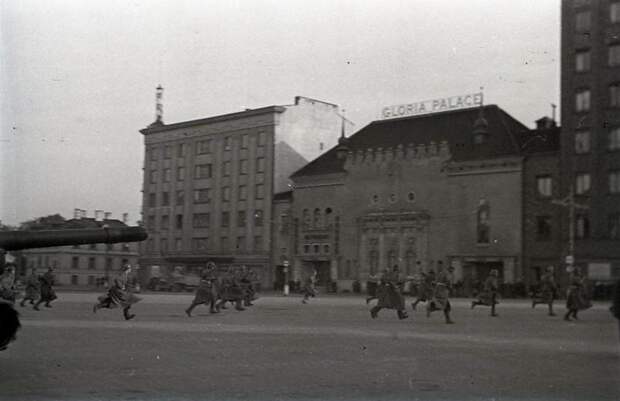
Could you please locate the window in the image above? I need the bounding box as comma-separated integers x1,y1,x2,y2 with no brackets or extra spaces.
304,244,310,254
148,193,156,207
105,258,113,271
223,161,231,177
89,243,97,250
72,256,80,270
575,10,591,32
313,244,320,254
575,131,591,154
195,164,212,179
196,139,211,154
324,208,332,228
407,192,416,202
177,143,186,158
71,275,79,285
241,134,249,149
302,209,310,229
609,45,620,67
254,210,263,227
611,84,620,107
535,216,552,241
193,188,210,204
175,214,183,230
255,184,264,199
174,238,182,251
256,157,265,173
193,213,210,228
236,236,246,251
477,200,490,244
88,276,95,286
253,236,262,252
150,147,158,161
221,211,230,227
160,238,168,253
147,215,155,230
238,185,247,201
575,214,590,239
224,136,232,151
369,250,379,275
222,186,231,202
238,211,247,227
575,89,590,112
575,50,591,72
576,173,591,195
609,128,620,150
106,244,114,251
176,190,184,206
280,214,289,234
609,213,620,239
164,145,172,159
160,214,169,230
146,239,154,253
387,250,397,268
536,176,553,197
221,236,229,251
371,194,379,204
192,237,208,251
609,170,620,193
121,243,130,252
176,167,185,181
149,170,158,184
257,131,266,147
612,2,620,23
88,257,96,270
324,244,330,254
239,159,248,175
161,191,170,206
313,208,321,228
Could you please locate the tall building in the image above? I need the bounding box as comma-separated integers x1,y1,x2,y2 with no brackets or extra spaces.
139,96,342,288
561,0,620,280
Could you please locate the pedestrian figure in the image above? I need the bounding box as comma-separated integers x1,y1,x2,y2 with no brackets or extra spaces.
216,267,246,311
471,269,500,316
0,265,17,304
563,266,592,321
93,264,141,320
370,265,408,320
411,270,435,311
240,265,257,307
302,269,318,304
185,262,219,317
20,268,40,307
531,266,559,316
426,262,455,324
33,267,57,310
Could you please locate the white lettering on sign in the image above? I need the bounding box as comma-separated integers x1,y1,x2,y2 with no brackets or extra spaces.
382,92,483,119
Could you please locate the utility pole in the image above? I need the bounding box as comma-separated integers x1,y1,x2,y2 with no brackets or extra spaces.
551,184,589,269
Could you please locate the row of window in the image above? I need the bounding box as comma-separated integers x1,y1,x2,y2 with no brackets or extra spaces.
149,158,266,183
572,128,620,153
574,4,620,32
535,213,620,240
68,256,130,270
146,210,264,231
71,243,132,252
149,132,268,161
302,243,331,254
536,171,620,197
145,235,264,253
301,208,333,230
575,85,620,112
148,184,266,208
575,44,620,73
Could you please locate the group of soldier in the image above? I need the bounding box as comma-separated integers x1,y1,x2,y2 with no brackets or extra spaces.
0,265,58,311
364,262,594,324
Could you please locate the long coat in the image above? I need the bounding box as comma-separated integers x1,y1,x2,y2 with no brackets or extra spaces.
39,271,57,303
476,276,499,306
566,272,591,311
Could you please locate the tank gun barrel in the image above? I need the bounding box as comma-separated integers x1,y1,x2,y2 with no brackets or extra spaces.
0,226,147,251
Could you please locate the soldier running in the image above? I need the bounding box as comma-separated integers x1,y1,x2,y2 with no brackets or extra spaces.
240,266,257,307
20,268,40,307
531,266,559,316
33,267,57,310
564,266,592,321
93,264,141,320
411,269,435,311
426,262,455,324
471,269,500,317
185,262,219,317
0,265,17,304
370,265,408,320
216,267,246,311
302,269,318,304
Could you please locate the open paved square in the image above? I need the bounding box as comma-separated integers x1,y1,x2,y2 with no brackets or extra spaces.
1,292,618,401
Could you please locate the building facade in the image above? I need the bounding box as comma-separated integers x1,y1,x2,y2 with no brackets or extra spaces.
561,0,620,281
290,105,533,293
139,96,342,288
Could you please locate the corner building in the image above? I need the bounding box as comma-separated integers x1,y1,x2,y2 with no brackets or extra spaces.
139,97,342,289
290,105,533,292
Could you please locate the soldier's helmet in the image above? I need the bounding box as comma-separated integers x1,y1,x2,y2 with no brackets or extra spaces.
490,269,498,277
206,261,216,270
546,265,554,273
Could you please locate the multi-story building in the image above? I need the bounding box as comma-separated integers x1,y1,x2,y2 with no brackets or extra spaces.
139,96,342,288
561,0,620,280
18,216,140,288
290,104,535,293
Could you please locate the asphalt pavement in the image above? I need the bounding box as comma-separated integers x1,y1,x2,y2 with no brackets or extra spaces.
1,293,618,401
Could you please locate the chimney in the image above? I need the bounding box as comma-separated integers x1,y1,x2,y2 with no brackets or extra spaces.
95,210,104,221
74,208,81,219
122,213,129,224
104,212,112,220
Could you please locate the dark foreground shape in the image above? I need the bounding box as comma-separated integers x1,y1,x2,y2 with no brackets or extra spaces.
0,302,20,351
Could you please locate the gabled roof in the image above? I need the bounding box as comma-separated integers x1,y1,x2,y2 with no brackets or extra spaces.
291,105,529,179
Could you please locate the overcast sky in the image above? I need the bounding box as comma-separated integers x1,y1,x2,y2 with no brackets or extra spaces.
0,0,560,226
